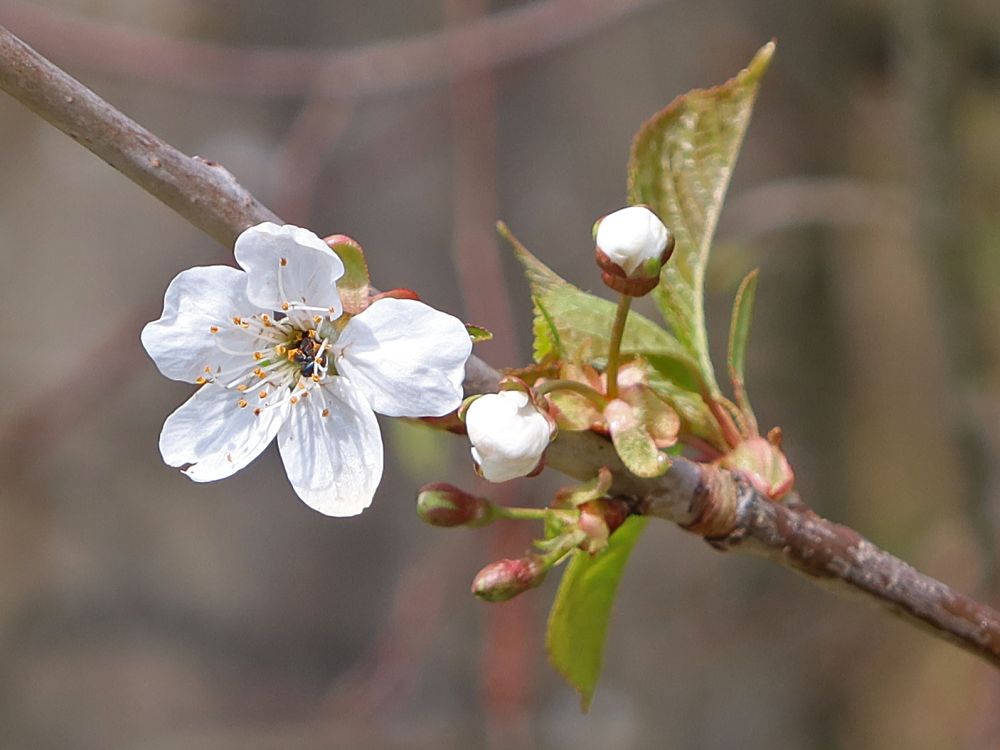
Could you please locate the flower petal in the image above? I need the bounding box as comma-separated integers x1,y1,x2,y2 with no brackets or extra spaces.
234,222,344,320
334,298,472,418
277,377,383,517
141,265,263,383
159,382,290,482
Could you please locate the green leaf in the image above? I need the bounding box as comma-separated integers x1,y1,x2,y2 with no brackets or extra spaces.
546,516,648,711
727,269,759,430
466,324,494,343
628,42,774,397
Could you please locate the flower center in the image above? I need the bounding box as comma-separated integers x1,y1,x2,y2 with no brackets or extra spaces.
287,329,329,378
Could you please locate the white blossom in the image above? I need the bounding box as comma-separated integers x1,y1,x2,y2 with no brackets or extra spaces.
465,391,553,482
142,222,472,517
595,205,670,275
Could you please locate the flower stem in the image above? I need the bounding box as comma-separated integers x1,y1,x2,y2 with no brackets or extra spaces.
604,294,632,400
534,379,608,409
491,505,553,522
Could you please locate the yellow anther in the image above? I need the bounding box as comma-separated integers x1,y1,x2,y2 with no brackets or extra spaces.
258,390,268,399
209,325,220,334
261,314,272,326
313,315,322,324
195,376,207,385
321,408,330,417
238,399,249,408
281,302,290,311
253,351,264,361
236,384,249,392
290,396,299,405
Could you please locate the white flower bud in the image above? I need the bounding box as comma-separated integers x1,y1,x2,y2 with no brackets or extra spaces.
595,206,670,276
466,391,553,482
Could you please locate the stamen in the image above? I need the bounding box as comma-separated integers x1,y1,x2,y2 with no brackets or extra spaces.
238,398,249,408
209,325,220,334
321,409,330,417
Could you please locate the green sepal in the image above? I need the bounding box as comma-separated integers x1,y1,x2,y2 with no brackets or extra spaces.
325,234,370,313
554,467,614,508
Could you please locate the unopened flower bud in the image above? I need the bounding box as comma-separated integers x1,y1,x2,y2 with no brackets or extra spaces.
594,205,674,296
472,555,548,602
465,391,555,482
417,483,494,527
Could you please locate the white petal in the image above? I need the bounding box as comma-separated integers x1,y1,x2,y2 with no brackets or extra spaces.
141,265,264,383
234,222,344,320
334,298,472,418
159,383,290,482
596,206,669,275
277,377,383,517
471,446,540,483
465,391,552,483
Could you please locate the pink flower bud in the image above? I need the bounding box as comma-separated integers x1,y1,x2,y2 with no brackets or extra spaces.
471,556,547,602
417,483,494,527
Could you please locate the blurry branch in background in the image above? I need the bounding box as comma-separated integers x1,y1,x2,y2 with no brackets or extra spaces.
0,0,656,99
1,23,998,669
271,96,354,224
443,0,533,743
720,177,910,241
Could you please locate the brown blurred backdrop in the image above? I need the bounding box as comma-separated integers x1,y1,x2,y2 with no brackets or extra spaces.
1,0,999,748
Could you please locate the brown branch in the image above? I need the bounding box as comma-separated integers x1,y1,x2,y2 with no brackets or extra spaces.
2,24,998,670
0,0,656,99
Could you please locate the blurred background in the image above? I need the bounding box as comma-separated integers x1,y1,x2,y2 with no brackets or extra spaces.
1,0,999,747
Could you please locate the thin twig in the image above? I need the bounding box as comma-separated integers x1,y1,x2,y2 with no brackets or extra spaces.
2,23,998,669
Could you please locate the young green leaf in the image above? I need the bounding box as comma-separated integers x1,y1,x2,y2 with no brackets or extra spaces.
628,42,774,397
546,516,648,711
466,324,494,343
727,268,759,432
